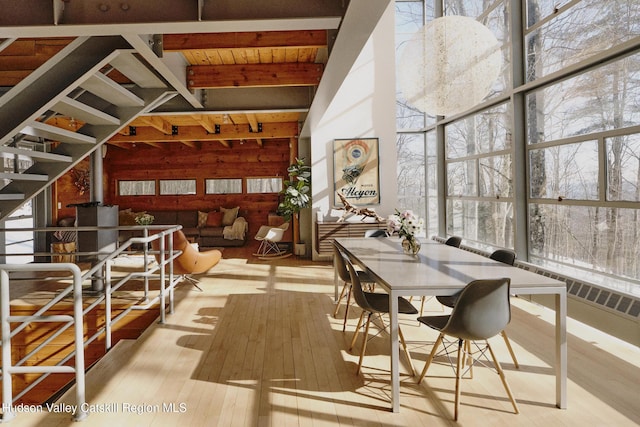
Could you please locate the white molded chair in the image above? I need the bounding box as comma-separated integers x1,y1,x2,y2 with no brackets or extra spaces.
253,222,290,259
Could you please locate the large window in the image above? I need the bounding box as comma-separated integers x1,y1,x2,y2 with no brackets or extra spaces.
395,0,433,130
445,103,514,248
395,0,640,296
526,52,640,291
397,133,428,236
525,0,640,82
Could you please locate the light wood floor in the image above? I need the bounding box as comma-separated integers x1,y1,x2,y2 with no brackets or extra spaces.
6,248,640,426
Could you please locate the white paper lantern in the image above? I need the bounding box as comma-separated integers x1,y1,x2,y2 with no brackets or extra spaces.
398,15,502,116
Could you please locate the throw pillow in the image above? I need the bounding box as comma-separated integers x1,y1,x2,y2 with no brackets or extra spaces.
197,211,209,228
118,209,137,226
220,206,239,226
206,211,223,227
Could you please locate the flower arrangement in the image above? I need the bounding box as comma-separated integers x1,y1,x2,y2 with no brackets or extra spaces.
135,212,154,226
387,209,424,254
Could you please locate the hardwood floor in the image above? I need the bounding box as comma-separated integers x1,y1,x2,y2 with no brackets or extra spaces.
6,247,640,426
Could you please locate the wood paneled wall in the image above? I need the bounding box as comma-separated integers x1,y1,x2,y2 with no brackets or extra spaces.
52,158,91,224
102,139,293,234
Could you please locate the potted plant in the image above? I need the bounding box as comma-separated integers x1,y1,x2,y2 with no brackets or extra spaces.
278,158,311,255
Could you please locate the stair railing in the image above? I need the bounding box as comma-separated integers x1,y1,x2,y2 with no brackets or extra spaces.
0,225,183,422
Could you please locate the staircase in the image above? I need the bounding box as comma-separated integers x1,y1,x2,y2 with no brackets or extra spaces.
0,35,178,221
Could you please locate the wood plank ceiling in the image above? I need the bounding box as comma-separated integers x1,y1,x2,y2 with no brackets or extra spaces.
0,29,329,149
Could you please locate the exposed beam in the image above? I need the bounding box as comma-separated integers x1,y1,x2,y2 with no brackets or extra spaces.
197,87,314,111
0,0,345,31
106,142,132,149
142,142,165,149
164,30,328,51
180,140,199,148
187,63,323,89
109,122,298,143
245,113,264,147
0,19,342,39
192,115,217,134
138,116,173,135
246,114,260,133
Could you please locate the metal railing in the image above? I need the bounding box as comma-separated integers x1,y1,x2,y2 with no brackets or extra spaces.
1,263,86,422
0,225,184,422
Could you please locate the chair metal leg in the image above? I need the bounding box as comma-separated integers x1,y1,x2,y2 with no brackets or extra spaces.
418,333,444,383
501,330,519,368
486,340,519,414
181,275,203,292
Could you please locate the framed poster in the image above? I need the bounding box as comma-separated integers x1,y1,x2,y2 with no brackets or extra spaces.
333,138,380,206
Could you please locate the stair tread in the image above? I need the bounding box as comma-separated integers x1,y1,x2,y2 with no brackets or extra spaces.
53,97,121,126
21,121,96,144
0,146,72,162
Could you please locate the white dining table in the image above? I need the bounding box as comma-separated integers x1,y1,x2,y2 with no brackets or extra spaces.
334,237,567,413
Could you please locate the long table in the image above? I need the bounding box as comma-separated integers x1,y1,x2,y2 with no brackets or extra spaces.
334,237,567,413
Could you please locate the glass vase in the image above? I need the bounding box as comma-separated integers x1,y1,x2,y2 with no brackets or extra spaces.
402,236,421,255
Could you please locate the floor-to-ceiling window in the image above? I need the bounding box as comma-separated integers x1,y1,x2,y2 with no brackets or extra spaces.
525,1,640,295
395,1,437,237
395,0,640,297
445,102,514,248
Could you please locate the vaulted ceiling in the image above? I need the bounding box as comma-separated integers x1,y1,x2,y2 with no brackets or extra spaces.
0,0,354,149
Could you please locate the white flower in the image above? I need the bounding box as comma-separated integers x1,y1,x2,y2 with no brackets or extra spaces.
388,209,424,240
135,213,154,225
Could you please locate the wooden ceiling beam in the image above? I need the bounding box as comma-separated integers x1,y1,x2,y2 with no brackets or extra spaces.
164,30,328,51
109,122,298,143
179,140,199,148
246,113,259,132
138,116,173,135
245,113,264,147
106,141,132,149
142,142,165,149
187,63,323,89
192,114,217,133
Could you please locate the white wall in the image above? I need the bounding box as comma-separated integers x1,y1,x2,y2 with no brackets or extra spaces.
305,1,397,260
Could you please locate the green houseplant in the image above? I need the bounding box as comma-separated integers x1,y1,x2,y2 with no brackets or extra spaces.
278,158,311,252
